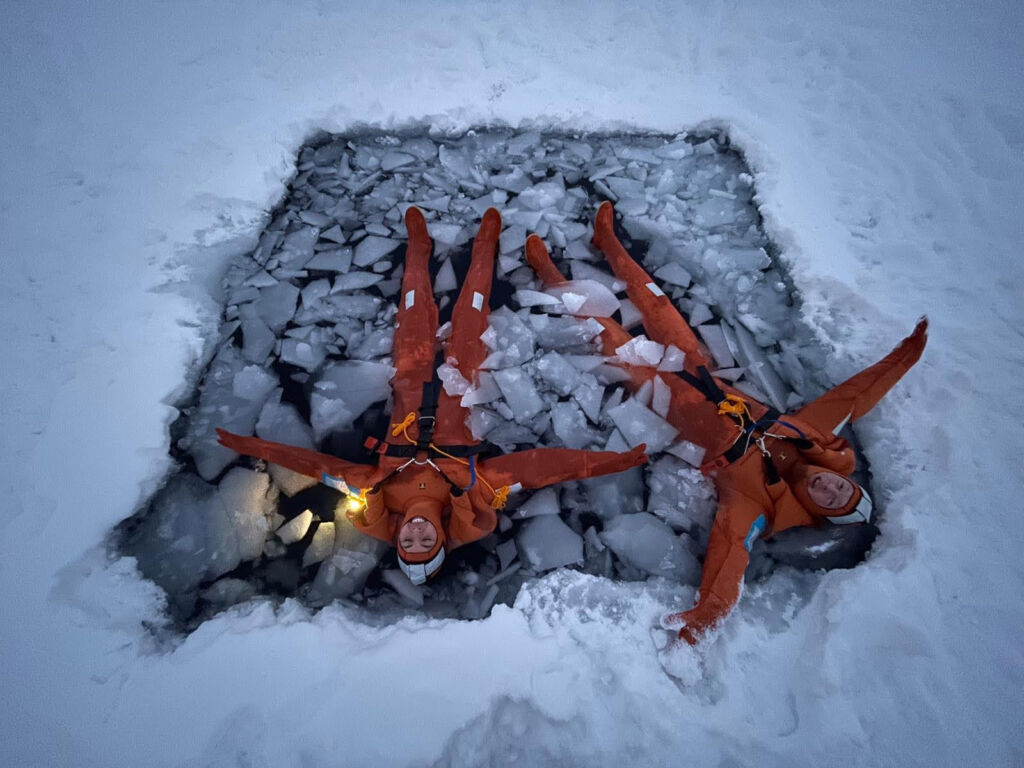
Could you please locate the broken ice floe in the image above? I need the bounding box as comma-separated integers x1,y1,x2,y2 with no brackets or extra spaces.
123,128,846,630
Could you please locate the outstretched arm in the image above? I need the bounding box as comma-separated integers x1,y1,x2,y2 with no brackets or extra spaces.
796,318,928,435
216,429,386,491
480,444,647,490
664,489,766,644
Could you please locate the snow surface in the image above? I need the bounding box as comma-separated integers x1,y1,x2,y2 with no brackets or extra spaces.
2,1,1023,766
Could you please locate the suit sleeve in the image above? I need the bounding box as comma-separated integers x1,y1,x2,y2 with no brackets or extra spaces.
672,488,767,644
796,318,928,434
216,428,386,491
479,444,647,490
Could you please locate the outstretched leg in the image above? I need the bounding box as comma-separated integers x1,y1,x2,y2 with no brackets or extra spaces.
390,207,439,444
591,201,708,365
433,208,502,445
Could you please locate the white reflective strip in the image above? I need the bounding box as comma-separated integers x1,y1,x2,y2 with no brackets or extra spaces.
472,291,485,311
645,282,665,297
831,411,853,436
398,548,446,585
405,290,415,309
507,482,523,493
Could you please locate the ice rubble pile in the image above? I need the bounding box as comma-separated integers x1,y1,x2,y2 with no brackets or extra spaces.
122,129,835,625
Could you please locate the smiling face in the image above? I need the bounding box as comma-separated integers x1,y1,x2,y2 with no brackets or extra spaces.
398,516,439,554
806,471,855,509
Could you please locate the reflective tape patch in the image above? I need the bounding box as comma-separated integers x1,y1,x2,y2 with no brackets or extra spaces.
831,411,853,435
507,482,523,493
405,290,415,309
744,514,767,551
645,282,665,297
472,291,485,311
321,472,349,493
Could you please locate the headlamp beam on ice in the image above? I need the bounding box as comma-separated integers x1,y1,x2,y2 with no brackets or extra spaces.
398,547,446,585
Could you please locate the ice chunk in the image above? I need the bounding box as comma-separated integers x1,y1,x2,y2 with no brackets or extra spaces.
257,282,300,332
499,225,528,255
528,314,603,351
618,299,643,330
434,258,457,292
550,401,599,449
572,382,605,423
267,465,318,497
311,360,394,440
277,510,313,544
515,289,563,309
353,236,399,268
514,487,560,519
306,517,389,605
697,324,736,368
492,367,545,423
302,522,336,568
237,303,276,364
728,321,789,411
657,344,686,372
646,456,716,535
600,513,700,582
687,302,713,326
535,351,582,396
232,365,278,402
319,224,346,244
242,269,278,289
306,247,353,273
491,167,532,194
256,399,315,450
544,280,620,317
580,464,645,519
439,145,471,179
215,467,275,561
507,130,541,156
569,261,625,292
651,375,672,418
516,515,583,572
665,439,706,469
517,178,565,210
437,359,471,397
381,569,426,606
381,151,415,171
332,271,384,291
279,335,328,371
614,336,665,367
279,227,318,266
606,397,679,454
653,262,692,288
484,307,536,366
460,371,502,407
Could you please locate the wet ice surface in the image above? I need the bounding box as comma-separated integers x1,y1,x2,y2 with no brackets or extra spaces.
118,129,872,630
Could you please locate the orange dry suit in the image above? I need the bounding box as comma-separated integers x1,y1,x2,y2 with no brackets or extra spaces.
525,201,928,644
218,206,647,580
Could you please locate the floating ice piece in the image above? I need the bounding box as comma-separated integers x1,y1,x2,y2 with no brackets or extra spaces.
257,281,300,332
460,371,502,407
600,513,700,582
618,299,643,330
535,351,582,396
605,176,645,199
496,539,518,571
563,355,605,372
232,365,278,402
310,360,394,440
381,569,425,606
687,301,713,326
277,510,313,544
697,324,736,368
491,167,532,193
353,236,399,267
729,321,789,411
614,336,666,366
306,247,353,273
256,399,315,450
651,375,672,418
242,269,278,289
499,225,527,255
332,271,384,291
514,487,560,519
299,211,333,228
319,224,346,244
580,463,645,519
606,397,679,454
347,327,394,360
381,151,415,171
279,227,318,266
300,278,332,309
437,359,471,397
237,303,276,364
657,344,686,372
507,130,541,155
484,307,536,366
653,262,692,288
573,382,605,423
570,261,626,292
308,533,389,605
654,139,694,159
279,337,328,371
492,367,545,423
439,145,471,179
544,279,620,317
302,522,335,568
516,515,583,572
515,289,563,308
416,195,450,213
666,439,706,468
365,222,391,237
565,239,596,262
517,178,565,210
217,467,276,561
550,401,598,449
528,314,603,351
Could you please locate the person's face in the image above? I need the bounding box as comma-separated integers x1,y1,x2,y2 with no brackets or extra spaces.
806,471,855,509
398,516,438,554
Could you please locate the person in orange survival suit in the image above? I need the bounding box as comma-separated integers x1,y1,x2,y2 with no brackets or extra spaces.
218,206,648,585
525,201,928,644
